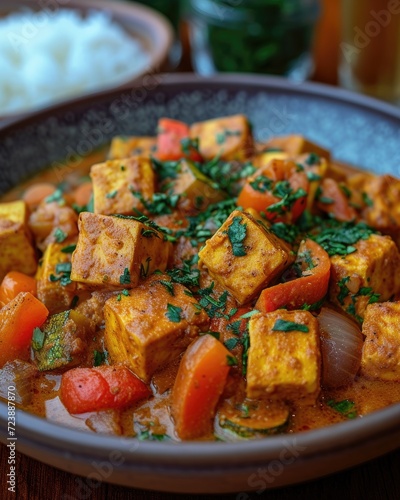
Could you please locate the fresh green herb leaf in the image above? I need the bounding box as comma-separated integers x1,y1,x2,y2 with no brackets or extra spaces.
224,338,240,350
54,227,67,243
140,257,152,279
272,319,309,333
61,244,77,254
45,189,64,204
249,175,273,193
181,137,199,155
306,171,321,182
106,190,118,199
362,192,373,207
327,399,357,419
158,280,175,296
305,152,320,165
270,222,299,244
166,303,182,323
225,216,247,257
93,350,106,367
226,355,238,366
119,268,131,285
32,327,45,351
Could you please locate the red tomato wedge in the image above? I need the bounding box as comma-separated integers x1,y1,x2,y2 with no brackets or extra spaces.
237,159,309,223
0,292,49,367
256,239,331,313
317,178,357,222
0,271,37,305
172,334,231,440
60,366,151,414
156,118,203,162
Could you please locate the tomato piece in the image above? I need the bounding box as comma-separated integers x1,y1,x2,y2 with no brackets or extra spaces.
256,239,331,312
317,178,357,222
60,366,150,414
0,271,37,305
0,292,49,367
156,118,203,162
172,334,231,440
237,159,309,223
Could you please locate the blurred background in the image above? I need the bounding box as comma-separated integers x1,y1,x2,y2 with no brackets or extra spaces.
1,0,399,118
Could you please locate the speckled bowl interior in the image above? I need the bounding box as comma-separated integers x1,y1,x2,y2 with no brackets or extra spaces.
0,74,399,493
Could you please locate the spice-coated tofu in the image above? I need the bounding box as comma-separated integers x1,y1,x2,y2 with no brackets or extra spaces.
361,302,400,381
90,157,155,215
0,201,37,280
108,136,157,160
36,240,77,315
104,275,210,381
262,135,331,161
246,310,321,404
71,213,171,288
172,159,225,211
329,234,400,320
190,114,254,161
198,210,293,304
359,174,400,246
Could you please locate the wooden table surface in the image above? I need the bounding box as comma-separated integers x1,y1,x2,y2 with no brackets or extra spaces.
1,443,400,500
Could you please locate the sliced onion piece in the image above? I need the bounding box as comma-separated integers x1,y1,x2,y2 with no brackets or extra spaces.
317,307,364,388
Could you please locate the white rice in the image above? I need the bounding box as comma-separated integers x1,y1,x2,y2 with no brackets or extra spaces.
0,9,150,115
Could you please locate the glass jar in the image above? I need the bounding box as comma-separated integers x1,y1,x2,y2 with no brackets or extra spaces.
188,0,320,80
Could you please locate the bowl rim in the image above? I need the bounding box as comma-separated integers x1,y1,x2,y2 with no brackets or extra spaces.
0,73,399,469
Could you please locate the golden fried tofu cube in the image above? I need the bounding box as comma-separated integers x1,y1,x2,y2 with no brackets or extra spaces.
172,159,225,211
361,302,400,381
329,234,400,320
190,114,253,161
108,136,157,160
0,201,37,280
71,213,171,288
36,240,77,315
262,135,331,161
198,210,293,304
247,310,321,403
251,151,289,169
90,157,155,215
104,276,210,381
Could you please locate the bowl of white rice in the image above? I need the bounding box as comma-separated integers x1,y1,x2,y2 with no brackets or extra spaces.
0,0,173,118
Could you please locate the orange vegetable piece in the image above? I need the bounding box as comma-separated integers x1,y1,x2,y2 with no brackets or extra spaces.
172,334,231,440
237,159,309,223
256,239,330,313
317,178,357,222
0,292,49,367
60,366,151,414
156,118,203,162
73,182,93,208
0,271,37,305
23,183,56,211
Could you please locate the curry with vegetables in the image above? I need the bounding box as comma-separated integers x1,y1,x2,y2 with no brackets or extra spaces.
1,114,400,441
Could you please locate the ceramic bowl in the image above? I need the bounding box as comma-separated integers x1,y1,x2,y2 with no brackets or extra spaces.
0,74,399,494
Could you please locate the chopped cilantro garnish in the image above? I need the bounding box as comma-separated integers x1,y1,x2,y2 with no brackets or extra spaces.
54,227,67,243
225,216,247,257
362,192,373,207
45,188,64,204
166,303,182,323
140,257,152,279
61,244,77,254
132,191,180,215
226,355,238,366
224,338,240,350
272,319,309,333
138,429,171,441
106,190,118,199
120,268,131,285
50,262,72,286
93,350,106,367
337,276,350,304
327,399,357,419
181,137,199,155
270,222,299,244
305,152,320,165
32,327,45,351
157,280,175,296
306,171,321,182
249,175,272,193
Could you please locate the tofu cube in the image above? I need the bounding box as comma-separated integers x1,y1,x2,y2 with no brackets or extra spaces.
104,276,210,381
262,135,331,161
36,240,78,315
71,213,171,288
0,201,37,280
190,114,254,161
198,210,293,304
90,157,155,215
172,159,225,211
246,310,321,404
361,302,400,381
108,136,157,160
329,234,400,320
